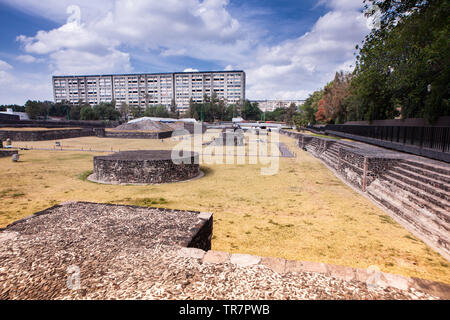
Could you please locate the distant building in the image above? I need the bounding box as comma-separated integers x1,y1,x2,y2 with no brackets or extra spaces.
252,100,305,112
52,70,246,113
0,108,29,120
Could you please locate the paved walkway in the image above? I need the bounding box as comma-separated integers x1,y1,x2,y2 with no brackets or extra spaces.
278,142,295,157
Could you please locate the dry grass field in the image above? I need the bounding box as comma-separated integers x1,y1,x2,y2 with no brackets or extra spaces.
1,132,449,284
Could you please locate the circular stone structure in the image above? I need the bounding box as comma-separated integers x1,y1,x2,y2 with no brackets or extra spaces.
91,150,200,184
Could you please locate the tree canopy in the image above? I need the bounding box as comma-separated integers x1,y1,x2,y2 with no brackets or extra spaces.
308,0,449,125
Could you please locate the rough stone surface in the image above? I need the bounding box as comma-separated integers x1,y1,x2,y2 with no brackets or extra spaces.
261,257,286,274
203,251,231,264
177,247,206,260
327,264,356,282
0,202,448,299
92,150,200,184
301,261,329,274
230,253,261,267
0,231,18,242
281,130,450,262
0,128,96,141
285,260,305,273
198,212,213,221
0,149,18,158
104,130,172,139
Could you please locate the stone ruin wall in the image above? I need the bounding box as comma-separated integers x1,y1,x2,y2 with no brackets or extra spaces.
0,128,97,141
93,152,200,184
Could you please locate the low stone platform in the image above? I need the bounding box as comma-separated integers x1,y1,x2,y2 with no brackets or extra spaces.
209,132,245,146
282,131,450,261
0,201,213,299
0,128,97,141
91,150,200,184
1,201,449,300
0,149,18,158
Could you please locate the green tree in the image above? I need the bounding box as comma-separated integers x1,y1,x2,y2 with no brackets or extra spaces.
170,99,177,117
25,100,51,120
69,101,85,120
0,104,25,112
351,0,449,123
80,105,97,120
130,105,143,118
284,102,297,125
241,100,262,121
187,98,195,118
119,102,129,120
144,105,170,118
300,89,323,125
93,102,121,120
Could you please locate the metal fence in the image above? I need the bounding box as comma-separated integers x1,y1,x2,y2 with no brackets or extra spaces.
307,125,450,153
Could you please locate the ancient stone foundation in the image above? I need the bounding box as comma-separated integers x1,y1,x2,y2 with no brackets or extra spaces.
280,130,450,262
210,132,245,146
103,130,173,139
0,150,18,158
0,128,97,141
91,150,200,184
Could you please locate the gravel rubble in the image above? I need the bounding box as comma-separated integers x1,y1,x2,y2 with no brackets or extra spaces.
0,202,439,300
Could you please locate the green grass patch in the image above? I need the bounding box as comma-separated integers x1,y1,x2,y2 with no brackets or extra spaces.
129,197,169,206
78,170,93,181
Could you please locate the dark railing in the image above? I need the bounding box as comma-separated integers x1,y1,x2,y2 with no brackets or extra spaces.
307,125,450,153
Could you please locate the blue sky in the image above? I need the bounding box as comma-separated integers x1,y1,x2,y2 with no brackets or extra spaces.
0,0,371,104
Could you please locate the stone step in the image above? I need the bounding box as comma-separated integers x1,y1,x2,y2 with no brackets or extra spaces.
325,148,339,156
398,162,450,185
368,183,450,253
328,147,341,154
369,180,450,228
404,160,450,176
369,182,450,238
320,152,338,169
384,171,450,202
390,166,450,193
305,146,319,155
380,173,450,211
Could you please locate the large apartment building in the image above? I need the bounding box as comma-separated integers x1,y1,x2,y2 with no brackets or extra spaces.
52,70,246,112
252,99,305,112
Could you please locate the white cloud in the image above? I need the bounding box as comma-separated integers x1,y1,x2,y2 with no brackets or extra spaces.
49,49,131,75
0,68,52,104
183,68,199,72
4,0,371,103
318,0,364,11
15,0,241,75
0,60,13,71
15,55,45,63
243,8,369,99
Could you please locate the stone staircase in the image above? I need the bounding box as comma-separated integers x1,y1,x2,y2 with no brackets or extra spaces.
286,131,450,260
320,143,341,170
304,139,319,154
367,160,450,259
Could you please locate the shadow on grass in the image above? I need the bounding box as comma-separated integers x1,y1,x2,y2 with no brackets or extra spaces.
78,170,93,182
200,166,213,177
